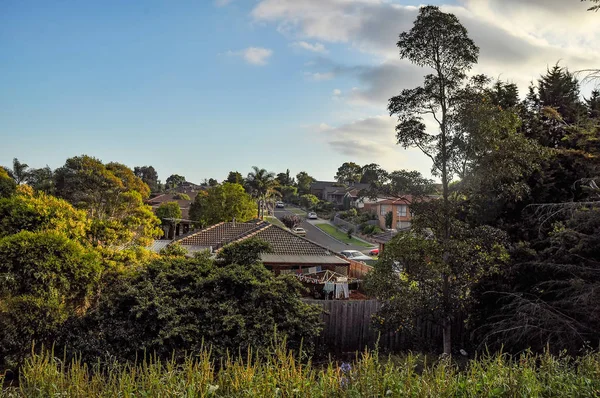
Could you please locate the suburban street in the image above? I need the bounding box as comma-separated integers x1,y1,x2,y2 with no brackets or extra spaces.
273,207,374,254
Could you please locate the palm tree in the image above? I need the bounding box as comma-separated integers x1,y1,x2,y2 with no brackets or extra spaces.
8,158,29,185
246,166,279,219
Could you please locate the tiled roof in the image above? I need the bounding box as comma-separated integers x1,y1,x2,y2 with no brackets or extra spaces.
171,221,348,265
243,224,335,256
174,220,266,249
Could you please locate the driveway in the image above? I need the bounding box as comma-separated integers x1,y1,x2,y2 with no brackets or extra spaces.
273,208,374,254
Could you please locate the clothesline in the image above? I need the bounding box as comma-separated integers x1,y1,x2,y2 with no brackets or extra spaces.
293,270,361,285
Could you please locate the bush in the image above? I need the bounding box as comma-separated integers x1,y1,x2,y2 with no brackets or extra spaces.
347,227,354,239
173,193,191,200
0,231,102,369
281,214,302,229
59,240,322,363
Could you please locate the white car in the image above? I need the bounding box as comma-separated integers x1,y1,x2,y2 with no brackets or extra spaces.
292,227,307,237
307,212,318,220
276,201,285,208
340,250,372,262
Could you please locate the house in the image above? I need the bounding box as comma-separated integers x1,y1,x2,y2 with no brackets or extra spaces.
166,220,350,276
310,181,370,208
363,196,414,231
147,190,203,238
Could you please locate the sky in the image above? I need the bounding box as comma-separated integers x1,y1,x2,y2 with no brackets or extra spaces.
1,0,599,184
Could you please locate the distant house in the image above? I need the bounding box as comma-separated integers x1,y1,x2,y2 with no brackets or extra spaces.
363,197,414,231
166,220,350,275
147,189,204,238
310,181,370,208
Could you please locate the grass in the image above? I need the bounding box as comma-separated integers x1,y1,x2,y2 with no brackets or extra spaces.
4,344,600,397
287,207,307,216
265,216,286,229
315,224,373,248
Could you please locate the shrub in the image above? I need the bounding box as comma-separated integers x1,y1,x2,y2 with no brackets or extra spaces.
173,193,191,200
59,240,322,363
0,231,102,369
281,214,302,229
347,227,354,239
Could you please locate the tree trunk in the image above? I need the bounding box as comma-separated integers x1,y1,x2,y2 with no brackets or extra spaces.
442,317,452,356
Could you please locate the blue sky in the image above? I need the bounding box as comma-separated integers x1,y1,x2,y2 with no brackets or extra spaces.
1,0,598,184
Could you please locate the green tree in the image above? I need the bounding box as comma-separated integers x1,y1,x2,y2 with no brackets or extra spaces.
0,167,16,198
133,166,159,192
384,211,393,229
276,169,295,186
226,171,244,184
0,231,102,368
6,158,29,185
208,178,218,187
246,166,279,219
296,171,315,195
189,182,257,227
155,201,182,237
61,240,321,362
335,162,362,185
25,165,54,194
359,163,388,186
0,188,89,242
387,5,481,354
54,155,161,247
165,174,186,189
300,194,319,210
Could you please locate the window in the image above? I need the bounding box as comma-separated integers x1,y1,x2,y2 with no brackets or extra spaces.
380,205,389,216
396,204,408,217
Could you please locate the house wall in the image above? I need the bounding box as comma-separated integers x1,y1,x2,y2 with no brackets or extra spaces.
374,203,412,230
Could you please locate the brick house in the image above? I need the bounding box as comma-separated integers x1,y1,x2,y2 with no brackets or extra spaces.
363,197,414,231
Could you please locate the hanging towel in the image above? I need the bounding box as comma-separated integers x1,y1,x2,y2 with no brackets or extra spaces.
342,283,349,299
323,282,334,294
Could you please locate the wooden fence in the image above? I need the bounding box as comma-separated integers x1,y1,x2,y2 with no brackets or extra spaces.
348,259,373,279
304,299,465,354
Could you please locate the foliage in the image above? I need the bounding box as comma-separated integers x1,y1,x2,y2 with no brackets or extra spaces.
58,250,321,363
361,224,383,236
5,158,29,185
155,201,182,225
0,189,89,243
158,242,188,257
296,171,315,195
360,163,389,186
25,166,54,194
9,345,600,397
276,169,295,186
172,192,190,200
300,194,319,210
246,166,279,219
133,165,160,192
165,174,186,189
215,238,273,267
0,167,16,198
225,171,244,184
346,227,354,239
281,214,302,229
335,162,362,185
385,211,393,229
53,155,161,247
0,231,102,368
189,182,257,227
366,220,508,352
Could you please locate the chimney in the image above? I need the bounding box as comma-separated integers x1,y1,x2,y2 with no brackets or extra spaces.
232,217,236,227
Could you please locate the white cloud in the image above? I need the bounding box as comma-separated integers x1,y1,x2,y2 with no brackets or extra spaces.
291,41,328,54
226,47,273,66
333,89,341,96
215,0,233,6
304,71,335,81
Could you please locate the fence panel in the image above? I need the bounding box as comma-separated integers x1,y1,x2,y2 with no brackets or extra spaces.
304,299,464,354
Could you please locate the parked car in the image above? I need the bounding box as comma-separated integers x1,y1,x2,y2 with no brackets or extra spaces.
276,201,285,208
292,227,307,237
307,212,318,220
340,250,372,262
369,248,379,256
